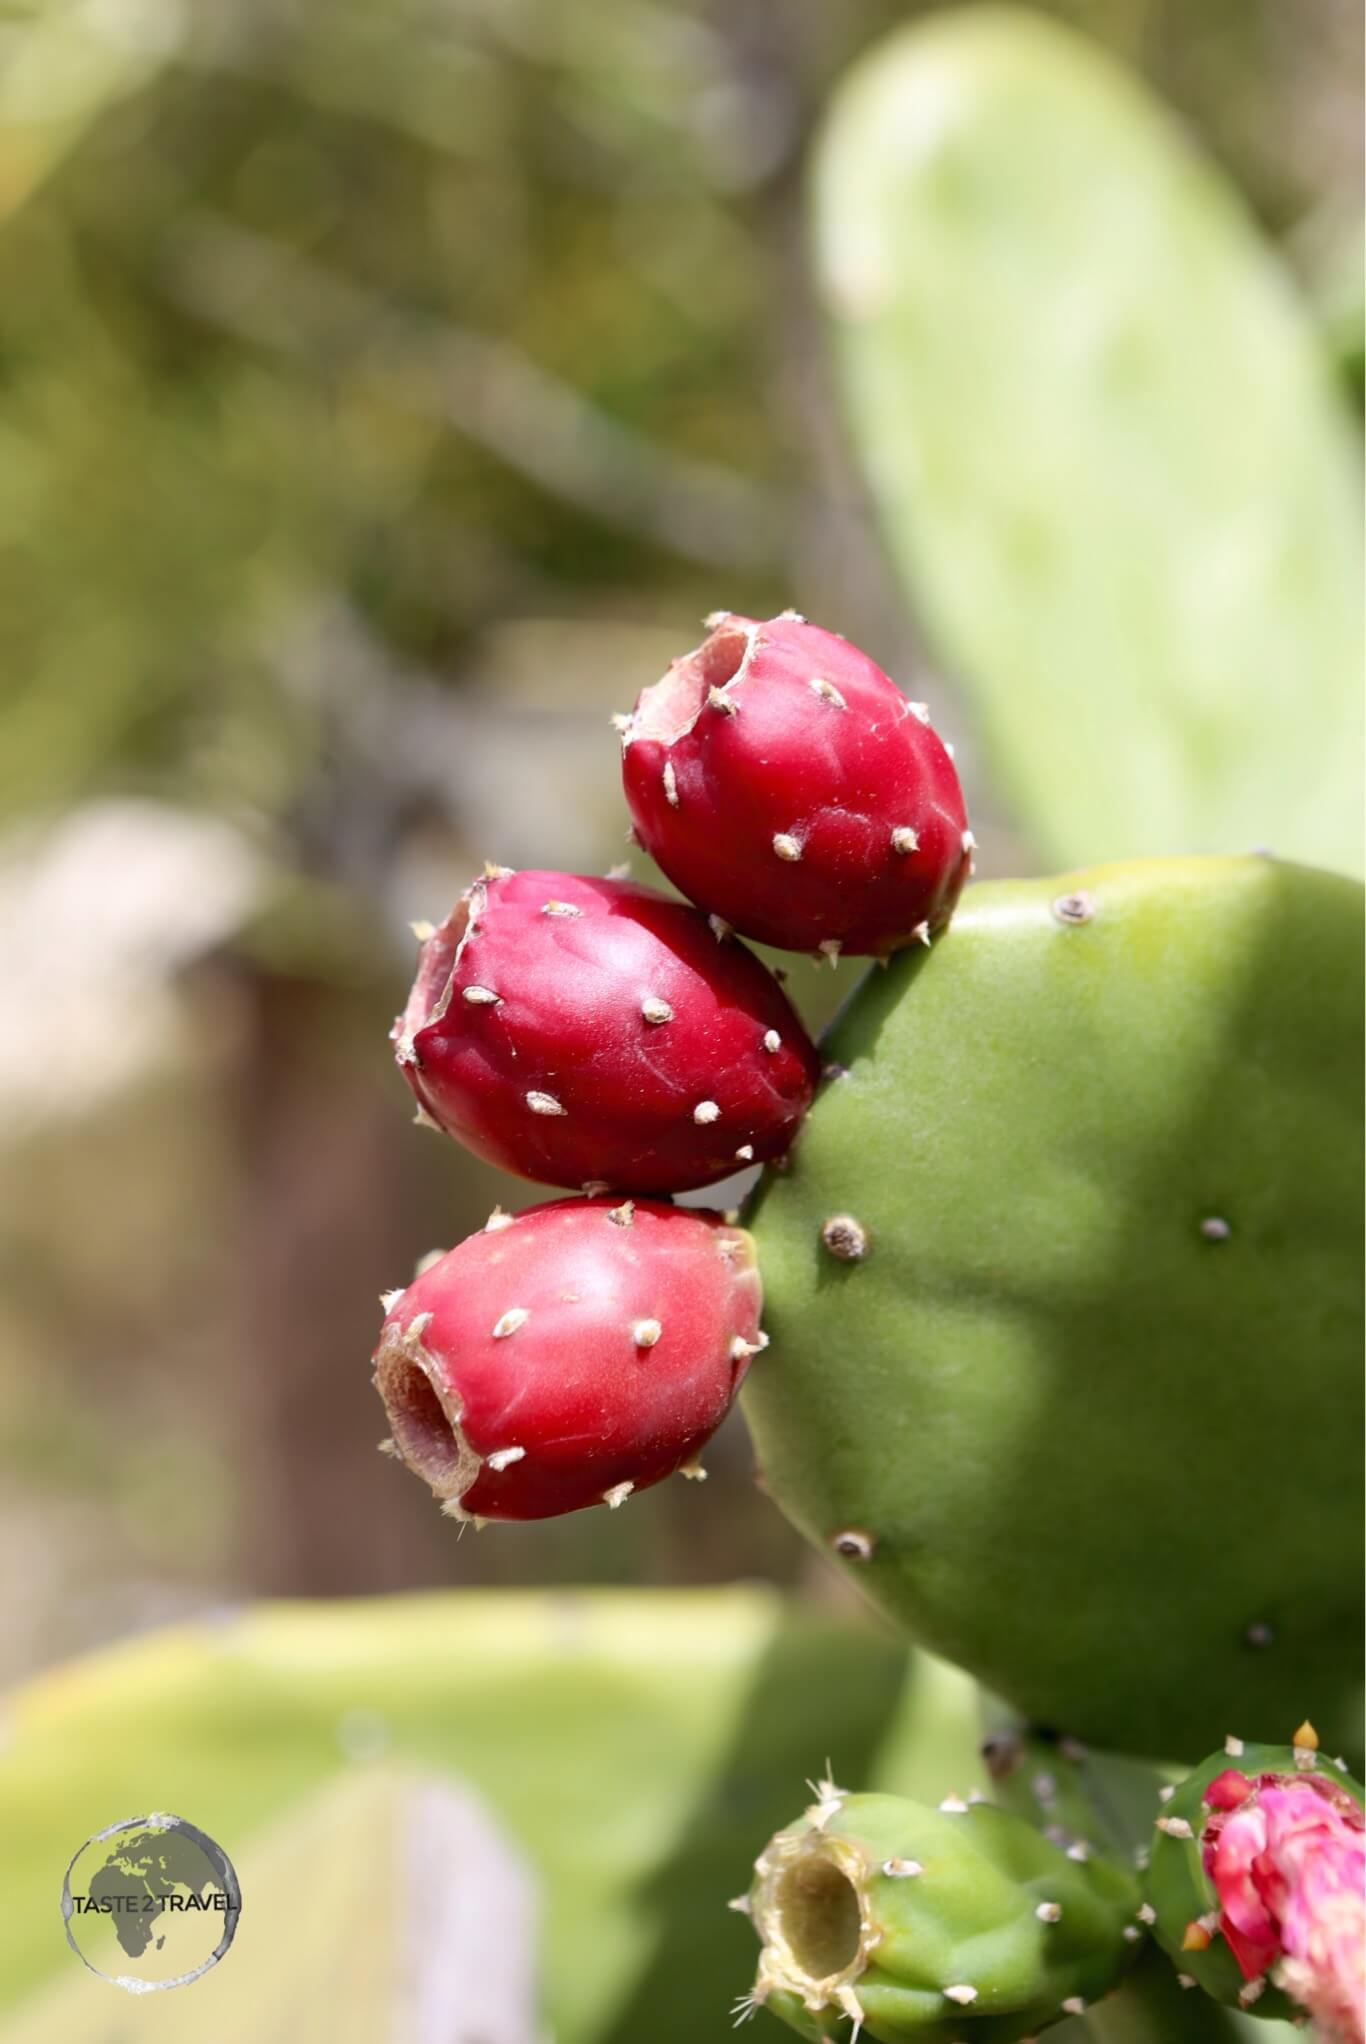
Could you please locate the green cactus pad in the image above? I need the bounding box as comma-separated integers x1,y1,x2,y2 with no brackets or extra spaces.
744,1787,1139,2041
813,10,1364,879
743,857,1364,1762
1143,1736,1365,2024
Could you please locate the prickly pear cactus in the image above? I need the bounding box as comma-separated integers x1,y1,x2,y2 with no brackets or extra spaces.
813,10,1364,879
741,1783,1140,2040
743,856,1364,1762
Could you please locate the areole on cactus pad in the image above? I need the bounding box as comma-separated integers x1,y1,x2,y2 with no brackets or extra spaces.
742,855,1365,1762
373,1198,764,1521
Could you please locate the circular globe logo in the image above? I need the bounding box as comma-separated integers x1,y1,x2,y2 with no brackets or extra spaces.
61,1813,241,1992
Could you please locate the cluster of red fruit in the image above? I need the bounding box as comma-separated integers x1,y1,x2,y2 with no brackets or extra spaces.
371,611,970,1523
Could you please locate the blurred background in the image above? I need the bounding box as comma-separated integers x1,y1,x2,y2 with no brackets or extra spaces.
0,0,1361,1695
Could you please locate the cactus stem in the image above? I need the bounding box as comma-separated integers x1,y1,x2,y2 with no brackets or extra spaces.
492,1309,529,1339
526,1090,566,1115
602,1481,635,1509
485,1446,525,1472
694,1100,721,1124
632,1318,663,1348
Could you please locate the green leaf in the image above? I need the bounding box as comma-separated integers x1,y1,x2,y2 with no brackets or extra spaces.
813,9,1364,877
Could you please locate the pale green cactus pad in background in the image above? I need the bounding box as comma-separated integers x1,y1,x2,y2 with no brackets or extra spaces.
813,10,1364,878
0,1589,980,2044
743,858,1365,1763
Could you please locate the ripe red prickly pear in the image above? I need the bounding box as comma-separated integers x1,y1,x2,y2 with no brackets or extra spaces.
393,867,819,1194
620,611,970,958
372,1198,764,1521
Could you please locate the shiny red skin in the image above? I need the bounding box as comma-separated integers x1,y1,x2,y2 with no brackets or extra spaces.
372,1198,763,1521
394,868,818,1195
621,611,971,955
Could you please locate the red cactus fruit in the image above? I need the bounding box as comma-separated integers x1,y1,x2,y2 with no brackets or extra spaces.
1202,1769,1365,2041
393,866,818,1194
372,1198,765,1521
619,610,971,957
